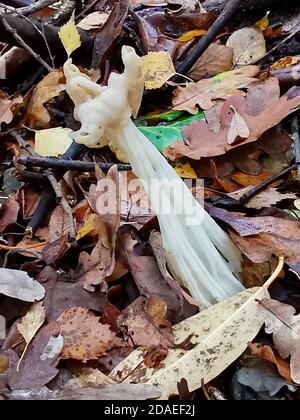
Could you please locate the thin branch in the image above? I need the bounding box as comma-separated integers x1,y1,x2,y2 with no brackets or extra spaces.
0,4,55,69
291,116,300,180
19,0,57,16
239,163,298,205
76,0,104,21
46,172,77,242
18,155,132,172
1,17,52,72
175,0,241,78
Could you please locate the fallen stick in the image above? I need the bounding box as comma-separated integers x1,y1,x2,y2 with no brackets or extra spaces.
18,155,132,172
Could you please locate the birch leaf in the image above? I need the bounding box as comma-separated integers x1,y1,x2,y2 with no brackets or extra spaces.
109,258,284,399
142,51,176,90
59,15,81,57
17,302,46,345
34,128,73,157
17,302,46,369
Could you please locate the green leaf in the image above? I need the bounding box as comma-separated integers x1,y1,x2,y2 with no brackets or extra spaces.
137,111,205,153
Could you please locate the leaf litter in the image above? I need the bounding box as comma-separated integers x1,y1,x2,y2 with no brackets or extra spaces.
0,0,300,402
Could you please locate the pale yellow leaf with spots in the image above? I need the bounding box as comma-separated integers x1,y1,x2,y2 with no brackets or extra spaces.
34,127,73,157
59,15,81,57
142,51,176,90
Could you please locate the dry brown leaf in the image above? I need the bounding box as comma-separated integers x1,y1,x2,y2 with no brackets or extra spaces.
173,65,260,113
0,91,22,126
210,207,300,266
229,188,297,209
248,342,292,382
22,69,65,129
77,12,109,31
188,43,233,80
259,298,300,384
226,27,266,65
227,105,250,145
58,307,122,362
167,78,300,160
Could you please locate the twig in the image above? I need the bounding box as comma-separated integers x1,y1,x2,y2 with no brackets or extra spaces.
51,0,77,26
18,155,132,172
46,171,76,242
259,25,300,62
76,0,103,21
1,17,52,72
11,131,81,240
239,163,298,205
3,248,42,268
18,0,57,16
174,0,241,77
15,169,48,185
1,4,55,69
291,116,300,180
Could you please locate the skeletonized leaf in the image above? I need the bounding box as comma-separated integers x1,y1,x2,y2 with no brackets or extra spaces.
109,258,284,399
58,16,81,57
0,268,45,302
142,51,176,90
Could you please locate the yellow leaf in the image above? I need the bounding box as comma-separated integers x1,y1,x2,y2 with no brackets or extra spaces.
59,15,81,57
175,163,197,179
178,29,207,43
109,258,284,399
17,302,46,370
34,127,73,157
76,213,97,241
142,51,176,90
255,12,270,30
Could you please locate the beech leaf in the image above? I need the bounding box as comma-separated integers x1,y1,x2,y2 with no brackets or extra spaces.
226,27,266,66
142,51,176,90
0,268,45,302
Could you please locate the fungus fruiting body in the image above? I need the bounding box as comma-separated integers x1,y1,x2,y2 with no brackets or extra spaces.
63,46,244,307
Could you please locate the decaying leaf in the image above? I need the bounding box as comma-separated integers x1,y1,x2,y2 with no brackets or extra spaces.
58,307,122,362
226,27,266,66
210,207,300,266
167,78,300,159
142,51,176,90
110,260,283,398
22,69,66,129
58,15,81,56
77,12,110,31
34,128,73,157
172,65,260,114
259,298,300,384
188,43,234,80
0,269,45,302
17,302,46,368
228,188,297,209
0,91,22,127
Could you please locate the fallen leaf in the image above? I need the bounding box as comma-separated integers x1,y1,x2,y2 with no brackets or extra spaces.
0,91,22,126
231,170,275,187
0,192,20,234
77,12,110,30
229,188,297,209
8,383,161,400
175,163,197,178
58,307,122,362
227,105,250,145
34,128,73,157
178,29,207,42
210,207,300,266
142,51,176,90
259,298,300,384
167,78,300,159
248,342,291,382
110,259,283,399
49,205,71,242
173,65,260,113
8,322,63,389
167,0,199,12
226,27,266,65
188,43,233,80
58,15,81,57
22,69,66,129
0,269,45,302
76,213,97,241
17,302,46,368
255,12,270,30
